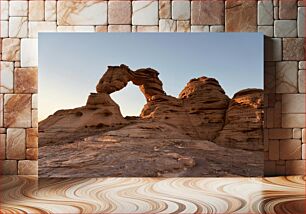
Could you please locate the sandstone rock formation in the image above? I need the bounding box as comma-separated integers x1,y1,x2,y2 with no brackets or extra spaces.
141,77,230,140
214,89,264,150
96,64,165,101
39,64,264,177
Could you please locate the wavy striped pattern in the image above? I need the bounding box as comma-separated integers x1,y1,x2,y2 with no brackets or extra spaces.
0,176,305,213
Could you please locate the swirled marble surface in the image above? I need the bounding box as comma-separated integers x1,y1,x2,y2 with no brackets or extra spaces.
0,176,305,214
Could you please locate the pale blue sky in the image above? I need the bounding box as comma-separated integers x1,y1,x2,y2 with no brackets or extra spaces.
38,33,263,121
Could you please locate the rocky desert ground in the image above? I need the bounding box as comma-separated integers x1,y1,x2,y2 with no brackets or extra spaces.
39,64,264,177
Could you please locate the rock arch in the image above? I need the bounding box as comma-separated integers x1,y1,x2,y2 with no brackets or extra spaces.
96,64,166,102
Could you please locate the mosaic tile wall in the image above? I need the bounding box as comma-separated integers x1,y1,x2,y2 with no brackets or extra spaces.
0,0,305,176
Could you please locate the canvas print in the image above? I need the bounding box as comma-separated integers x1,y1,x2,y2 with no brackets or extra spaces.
38,33,264,177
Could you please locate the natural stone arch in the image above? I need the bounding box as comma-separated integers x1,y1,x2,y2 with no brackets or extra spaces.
96,64,166,101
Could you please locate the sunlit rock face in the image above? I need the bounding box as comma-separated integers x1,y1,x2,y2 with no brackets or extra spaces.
141,77,230,140
39,64,264,177
215,88,264,150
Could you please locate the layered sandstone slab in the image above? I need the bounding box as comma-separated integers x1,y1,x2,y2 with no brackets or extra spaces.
215,89,264,150
141,77,230,140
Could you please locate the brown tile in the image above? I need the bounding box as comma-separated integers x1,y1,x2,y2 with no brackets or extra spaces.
95,26,108,32
14,68,38,93
0,134,5,159
283,38,305,61
0,160,17,175
2,38,20,61
18,160,37,175
159,1,171,19
108,1,131,24
26,128,38,148
275,164,286,175
6,128,26,160
26,148,38,160
225,0,257,32
191,0,225,25
280,139,302,160
264,160,276,176
269,129,293,139
279,0,297,19
286,160,305,175
268,140,279,160
4,94,31,128
264,62,276,94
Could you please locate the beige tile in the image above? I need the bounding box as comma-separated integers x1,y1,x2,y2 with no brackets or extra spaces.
45,1,57,21
0,61,14,93
191,25,209,32
29,1,44,21
9,1,28,17
293,128,302,139
0,1,9,21
282,114,305,128
258,0,273,25
21,38,38,67
132,1,158,25
18,160,37,175
282,94,305,114
298,70,305,93
274,20,297,37
57,0,107,25
276,61,298,93
298,7,305,37
210,25,224,32
57,26,95,32
136,26,159,32
172,1,190,21
32,94,38,109
29,21,57,38
159,19,176,32
0,94,3,127
0,21,8,37
9,17,28,38
258,26,273,37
